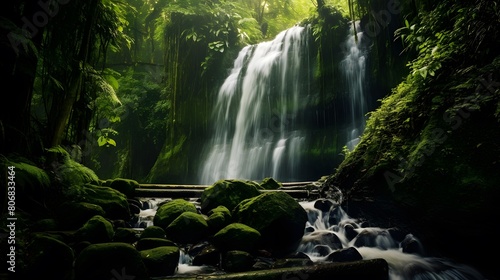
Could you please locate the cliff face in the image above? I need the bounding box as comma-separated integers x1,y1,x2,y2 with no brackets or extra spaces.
325,1,500,278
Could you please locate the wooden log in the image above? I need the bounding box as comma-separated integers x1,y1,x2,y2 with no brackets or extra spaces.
162,259,389,280
133,188,312,199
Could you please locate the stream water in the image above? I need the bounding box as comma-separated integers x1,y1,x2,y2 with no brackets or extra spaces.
132,194,485,280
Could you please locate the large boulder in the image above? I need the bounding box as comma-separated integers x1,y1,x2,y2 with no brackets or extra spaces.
79,183,131,220
109,178,140,198
221,250,255,272
200,179,261,214
74,215,115,244
136,238,177,251
57,201,106,229
233,191,308,256
153,199,198,229
74,242,148,280
23,235,74,279
165,212,209,244
206,205,232,233
140,246,180,277
212,223,261,252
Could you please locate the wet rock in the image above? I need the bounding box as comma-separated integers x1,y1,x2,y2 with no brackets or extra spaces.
57,201,106,230
212,223,261,252
344,223,358,241
113,227,140,243
153,198,198,229
200,179,261,214
401,234,424,255
233,191,308,257
109,178,139,198
140,246,180,277
302,231,343,250
136,237,176,251
140,225,166,239
79,184,131,220
260,177,282,190
207,205,232,233
326,247,363,263
74,215,114,244
165,212,209,244
192,243,221,266
314,198,334,212
74,242,148,280
312,244,332,256
222,250,255,272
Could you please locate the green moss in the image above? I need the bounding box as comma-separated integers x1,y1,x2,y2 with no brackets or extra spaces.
153,199,198,229
165,212,209,244
75,215,115,244
212,223,261,252
200,179,261,214
140,246,180,277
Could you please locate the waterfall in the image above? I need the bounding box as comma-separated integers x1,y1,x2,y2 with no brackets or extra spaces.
341,21,367,151
199,25,311,184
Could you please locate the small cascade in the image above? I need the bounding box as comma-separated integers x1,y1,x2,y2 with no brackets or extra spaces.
299,198,485,280
199,25,311,184
340,21,368,151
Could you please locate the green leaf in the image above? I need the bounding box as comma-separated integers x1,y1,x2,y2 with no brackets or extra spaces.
107,139,117,146
97,136,107,147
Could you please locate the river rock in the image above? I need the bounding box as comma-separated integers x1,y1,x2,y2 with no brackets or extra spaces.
74,215,115,244
207,205,232,233
153,198,198,229
326,247,363,263
200,179,261,214
140,246,180,277
113,227,140,243
222,250,256,272
79,183,131,220
165,212,209,244
109,178,140,198
23,235,74,279
74,242,148,280
233,191,307,256
57,201,106,229
212,223,261,252
140,225,166,239
136,237,177,251
260,177,282,189
192,243,221,266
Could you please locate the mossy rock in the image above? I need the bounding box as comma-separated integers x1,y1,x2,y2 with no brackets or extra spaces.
1,158,51,198
46,146,99,187
74,215,115,244
222,250,255,272
140,225,166,239
200,179,261,214
113,227,140,243
74,242,148,280
109,178,140,198
165,212,209,244
212,223,261,252
260,177,283,190
233,191,308,256
24,235,74,279
140,246,180,277
57,201,106,229
207,205,232,233
136,238,177,251
80,183,131,220
153,199,198,229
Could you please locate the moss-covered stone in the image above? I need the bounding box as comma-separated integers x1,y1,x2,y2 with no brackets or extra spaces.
260,177,282,190
74,242,148,280
57,201,106,229
207,205,232,233
165,212,209,244
222,250,255,272
79,183,131,220
74,215,115,244
136,237,177,251
140,225,166,239
46,145,99,187
140,246,180,277
109,178,140,198
113,227,140,243
153,199,198,229
233,191,308,256
24,235,74,279
212,223,261,252
200,179,261,214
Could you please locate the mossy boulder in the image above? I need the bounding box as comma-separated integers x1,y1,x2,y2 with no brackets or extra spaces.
153,199,198,229
113,227,140,243
260,177,282,190
74,242,148,280
74,215,115,244
24,235,74,279
165,212,209,244
212,223,261,252
46,146,99,186
200,179,261,214
140,225,166,239
222,250,255,272
80,183,131,220
207,205,232,233
109,178,140,198
136,238,177,251
57,201,106,229
1,158,51,197
140,246,180,277
233,191,308,256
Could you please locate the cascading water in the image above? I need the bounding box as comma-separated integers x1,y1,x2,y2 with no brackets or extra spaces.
199,25,311,184
341,21,368,151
